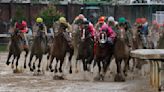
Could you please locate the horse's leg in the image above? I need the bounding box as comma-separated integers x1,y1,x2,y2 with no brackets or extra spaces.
15,54,20,71
82,59,87,71
33,57,37,71
86,45,94,72
6,52,12,65
102,55,112,78
68,50,74,74
75,60,78,73
11,55,16,69
28,54,34,71
94,59,101,81
123,57,130,76
86,53,94,72
37,55,43,72
24,48,29,69
114,58,125,82
55,59,59,73
59,58,64,73
131,57,136,72
49,55,55,72
46,53,50,71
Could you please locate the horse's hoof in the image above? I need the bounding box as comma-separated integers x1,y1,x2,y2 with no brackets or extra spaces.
100,74,105,81
53,75,64,80
30,68,34,72
37,70,41,73
59,69,62,73
46,67,49,71
33,66,36,70
6,61,10,66
50,69,54,72
69,70,72,74
114,74,125,82
55,69,58,73
24,65,26,69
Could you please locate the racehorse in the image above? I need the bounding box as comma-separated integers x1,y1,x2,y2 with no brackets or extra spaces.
114,27,131,82
28,31,48,73
6,29,29,72
48,29,74,74
94,31,113,80
76,28,94,72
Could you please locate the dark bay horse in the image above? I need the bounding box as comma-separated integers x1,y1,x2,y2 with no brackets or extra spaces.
28,31,48,72
94,31,113,80
76,28,94,72
48,30,74,74
6,29,29,72
114,27,131,82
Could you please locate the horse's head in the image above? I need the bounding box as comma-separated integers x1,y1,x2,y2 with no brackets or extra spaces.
80,27,90,40
117,27,126,40
10,29,22,47
98,31,108,44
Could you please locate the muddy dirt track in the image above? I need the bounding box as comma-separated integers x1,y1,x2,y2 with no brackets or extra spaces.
0,52,158,92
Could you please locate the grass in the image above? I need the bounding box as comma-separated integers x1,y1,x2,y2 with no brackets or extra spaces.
0,44,8,52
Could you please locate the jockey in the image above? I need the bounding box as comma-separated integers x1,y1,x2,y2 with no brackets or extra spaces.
107,16,120,34
95,16,106,32
14,20,29,47
139,18,149,48
99,23,116,45
57,16,73,47
107,16,115,28
118,17,132,47
34,17,47,36
73,14,85,24
149,20,161,48
73,14,85,31
33,17,48,48
82,19,96,40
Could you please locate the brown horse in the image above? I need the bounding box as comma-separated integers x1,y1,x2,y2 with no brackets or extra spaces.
114,27,131,82
94,31,113,80
48,30,74,74
28,31,48,72
76,28,94,72
6,29,29,72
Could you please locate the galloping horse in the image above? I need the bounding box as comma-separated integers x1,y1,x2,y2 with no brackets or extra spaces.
48,29,74,74
94,31,113,80
28,31,48,72
6,29,29,72
114,27,131,82
76,28,94,72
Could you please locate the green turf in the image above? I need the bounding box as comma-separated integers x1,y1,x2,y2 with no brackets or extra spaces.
0,44,8,52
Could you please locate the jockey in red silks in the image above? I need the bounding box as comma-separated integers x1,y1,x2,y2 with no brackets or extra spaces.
99,23,116,45
14,20,29,47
